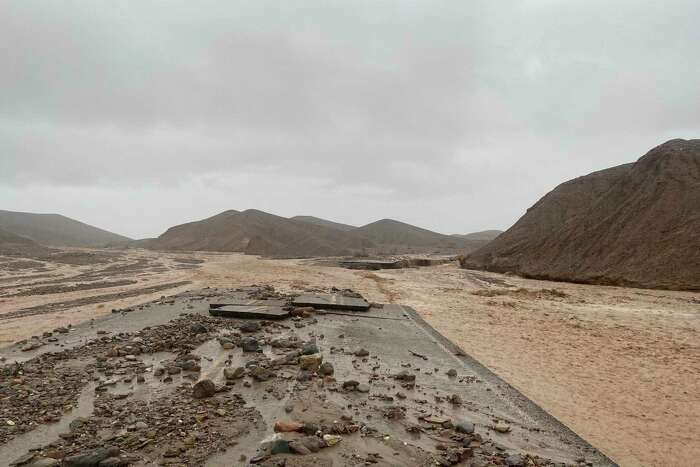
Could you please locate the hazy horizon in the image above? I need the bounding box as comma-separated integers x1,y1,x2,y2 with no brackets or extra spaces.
2,1,698,238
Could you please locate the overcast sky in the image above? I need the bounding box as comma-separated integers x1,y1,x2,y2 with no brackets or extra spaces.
1,1,698,239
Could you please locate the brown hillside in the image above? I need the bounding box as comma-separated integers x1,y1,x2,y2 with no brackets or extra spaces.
153,209,374,258
0,228,52,257
0,210,131,247
462,139,700,290
291,215,356,232
452,230,503,242
356,219,487,254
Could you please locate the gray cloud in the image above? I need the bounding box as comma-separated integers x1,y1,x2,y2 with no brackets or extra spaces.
1,0,698,238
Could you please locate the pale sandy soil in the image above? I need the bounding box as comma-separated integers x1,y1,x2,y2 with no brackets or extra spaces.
1,250,698,467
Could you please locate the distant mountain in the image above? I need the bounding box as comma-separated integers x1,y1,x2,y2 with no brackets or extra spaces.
452,230,503,241
0,210,131,248
0,227,52,257
152,209,374,258
291,215,356,232
462,139,700,290
355,219,486,254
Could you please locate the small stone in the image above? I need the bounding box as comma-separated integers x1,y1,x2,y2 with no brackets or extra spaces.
318,362,334,376
240,321,261,333
250,366,274,381
241,337,260,353
322,434,342,446
494,422,511,433
393,370,416,382
354,348,369,357
302,423,319,436
192,379,216,399
505,454,525,466
299,354,322,371
274,420,304,432
357,383,370,393
455,420,474,434
447,369,458,377
342,380,360,390
63,447,119,467
182,360,201,372
448,394,463,405
301,343,319,355
224,367,245,380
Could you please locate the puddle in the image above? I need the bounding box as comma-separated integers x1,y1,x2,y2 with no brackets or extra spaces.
193,338,298,465
0,383,96,464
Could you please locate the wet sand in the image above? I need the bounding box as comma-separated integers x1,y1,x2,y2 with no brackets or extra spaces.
1,249,698,466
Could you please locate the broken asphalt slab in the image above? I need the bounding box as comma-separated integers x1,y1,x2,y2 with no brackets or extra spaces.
209,304,290,320
291,293,370,311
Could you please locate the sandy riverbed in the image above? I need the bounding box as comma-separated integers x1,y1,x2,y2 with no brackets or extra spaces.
1,249,698,466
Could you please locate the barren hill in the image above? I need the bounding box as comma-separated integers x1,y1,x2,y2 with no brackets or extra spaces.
0,210,131,248
153,209,374,258
462,139,700,290
291,215,356,231
0,228,52,257
355,219,486,254
453,230,503,241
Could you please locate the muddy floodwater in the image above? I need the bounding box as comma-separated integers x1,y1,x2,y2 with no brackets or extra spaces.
1,249,698,466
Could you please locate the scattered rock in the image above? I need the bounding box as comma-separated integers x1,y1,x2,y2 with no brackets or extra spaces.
299,354,323,371
493,422,511,433
192,379,216,399
354,348,369,357
274,420,304,433
63,447,120,467
240,321,261,333
223,367,245,380
318,362,334,376
342,380,360,390
241,337,260,352
505,454,525,466
455,420,475,434
393,370,416,382
301,343,319,355
322,434,342,446
449,394,463,405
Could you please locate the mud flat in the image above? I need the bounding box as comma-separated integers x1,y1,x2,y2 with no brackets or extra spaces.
0,287,613,466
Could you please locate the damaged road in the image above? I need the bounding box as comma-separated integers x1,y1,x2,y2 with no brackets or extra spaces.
0,286,616,466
